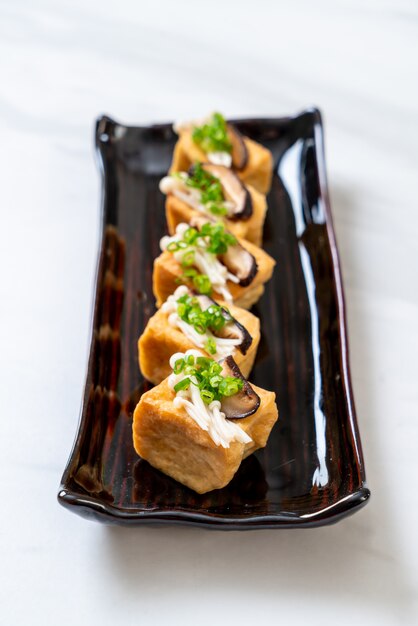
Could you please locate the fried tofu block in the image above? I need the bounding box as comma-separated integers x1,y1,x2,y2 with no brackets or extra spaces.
152,238,275,310
171,131,273,194
132,378,278,493
139,303,260,385
165,185,267,247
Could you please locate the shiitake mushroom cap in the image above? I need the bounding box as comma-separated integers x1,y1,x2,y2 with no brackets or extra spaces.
190,290,252,354
227,124,249,171
189,215,258,287
219,355,260,419
198,163,252,221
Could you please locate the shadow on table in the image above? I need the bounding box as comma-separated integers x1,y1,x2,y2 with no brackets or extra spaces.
102,184,414,622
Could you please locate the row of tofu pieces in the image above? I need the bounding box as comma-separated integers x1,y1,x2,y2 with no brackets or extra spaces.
133,114,279,494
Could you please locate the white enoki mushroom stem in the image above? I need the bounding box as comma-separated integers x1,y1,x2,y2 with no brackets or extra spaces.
207,152,232,168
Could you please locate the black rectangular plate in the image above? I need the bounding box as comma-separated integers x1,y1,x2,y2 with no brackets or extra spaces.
58,109,370,528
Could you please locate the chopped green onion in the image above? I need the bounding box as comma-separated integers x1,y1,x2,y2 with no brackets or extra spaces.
200,389,214,404
171,353,244,404
175,293,230,338
193,274,212,294
173,358,185,374
165,221,237,295
210,362,222,375
174,378,191,392
196,356,211,368
209,374,223,386
219,377,244,396
205,338,217,355
207,202,228,216
183,227,199,244
181,250,195,267
182,268,197,278
193,321,206,335
185,163,229,217
191,113,232,154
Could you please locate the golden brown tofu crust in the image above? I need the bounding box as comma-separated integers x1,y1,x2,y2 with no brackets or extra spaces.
138,302,260,385
165,185,267,247
170,131,273,194
152,236,275,310
132,379,278,493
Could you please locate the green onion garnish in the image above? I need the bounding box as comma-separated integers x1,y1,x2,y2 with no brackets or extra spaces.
200,222,237,255
175,292,231,341
195,356,210,368
172,355,243,404
192,113,232,155
185,163,228,217
205,337,217,355
181,250,195,267
167,222,237,296
173,358,185,374
174,377,191,392
200,389,214,403
182,268,198,278
183,227,199,245
219,378,242,396
193,274,211,294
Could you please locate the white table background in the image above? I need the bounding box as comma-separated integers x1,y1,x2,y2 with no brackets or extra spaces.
1,1,417,624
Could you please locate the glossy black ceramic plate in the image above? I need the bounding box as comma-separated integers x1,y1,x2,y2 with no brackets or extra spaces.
58,108,370,528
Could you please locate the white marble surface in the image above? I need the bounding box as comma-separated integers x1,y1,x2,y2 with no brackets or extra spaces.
1,1,418,624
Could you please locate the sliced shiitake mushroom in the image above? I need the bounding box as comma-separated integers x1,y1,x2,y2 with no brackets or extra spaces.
190,291,252,354
199,163,252,220
219,355,260,419
220,243,258,287
213,312,252,355
227,124,248,171
189,215,258,287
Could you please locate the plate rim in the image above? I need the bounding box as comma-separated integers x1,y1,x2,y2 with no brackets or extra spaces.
58,107,370,529
58,486,370,528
